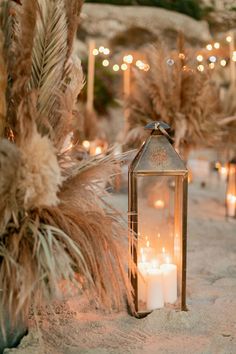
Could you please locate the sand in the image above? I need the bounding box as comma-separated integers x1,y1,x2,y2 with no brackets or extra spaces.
4,173,236,354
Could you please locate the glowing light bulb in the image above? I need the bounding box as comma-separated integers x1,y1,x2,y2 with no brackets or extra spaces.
209,55,217,63
206,44,213,51
102,59,109,67
167,58,175,66
121,63,128,71
209,62,215,69
226,35,232,43
113,64,120,72
103,48,110,55
196,54,203,62
99,46,105,53
197,64,204,72
92,48,99,56
220,59,227,67
143,64,150,71
123,54,133,64
179,53,185,59
214,42,220,49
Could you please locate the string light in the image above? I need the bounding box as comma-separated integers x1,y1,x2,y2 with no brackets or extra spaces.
92,48,99,56
136,60,145,70
167,58,175,66
113,64,120,72
226,35,232,43
121,63,128,71
179,53,185,59
103,48,110,55
123,55,133,64
214,42,220,49
196,54,203,62
102,59,109,67
209,62,215,69
220,59,227,67
197,64,204,72
209,56,217,63
99,46,105,53
206,44,213,51
143,64,150,71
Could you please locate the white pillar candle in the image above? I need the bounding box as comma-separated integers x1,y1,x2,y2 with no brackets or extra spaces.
160,263,177,304
227,194,236,217
146,269,164,311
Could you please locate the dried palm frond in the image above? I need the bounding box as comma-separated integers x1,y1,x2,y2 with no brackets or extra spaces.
29,0,68,135
6,0,38,132
55,55,85,149
0,28,7,137
125,44,222,156
64,0,83,60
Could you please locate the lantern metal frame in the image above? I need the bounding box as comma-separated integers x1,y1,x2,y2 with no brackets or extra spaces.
128,121,188,316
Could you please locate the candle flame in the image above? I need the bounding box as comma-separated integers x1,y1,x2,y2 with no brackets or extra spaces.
146,240,150,247
162,247,166,254
154,199,165,209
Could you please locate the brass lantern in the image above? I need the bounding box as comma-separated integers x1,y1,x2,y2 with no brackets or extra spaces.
226,158,236,218
128,121,188,316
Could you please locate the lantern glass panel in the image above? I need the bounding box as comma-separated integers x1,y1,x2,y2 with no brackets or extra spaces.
226,161,236,218
136,175,184,313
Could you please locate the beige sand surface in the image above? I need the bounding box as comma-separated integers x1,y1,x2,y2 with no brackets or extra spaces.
5,177,236,354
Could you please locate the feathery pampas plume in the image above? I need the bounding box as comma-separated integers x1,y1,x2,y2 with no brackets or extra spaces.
125,43,222,157
0,0,134,337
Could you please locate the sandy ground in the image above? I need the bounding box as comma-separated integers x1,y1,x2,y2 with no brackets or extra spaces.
5,172,236,354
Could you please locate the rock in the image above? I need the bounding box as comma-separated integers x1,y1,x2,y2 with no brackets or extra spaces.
79,4,212,48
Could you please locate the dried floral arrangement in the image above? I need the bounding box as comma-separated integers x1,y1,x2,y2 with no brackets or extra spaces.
0,0,133,337
125,39,223,158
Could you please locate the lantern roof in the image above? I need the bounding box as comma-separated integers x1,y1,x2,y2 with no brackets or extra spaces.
130,123,187,174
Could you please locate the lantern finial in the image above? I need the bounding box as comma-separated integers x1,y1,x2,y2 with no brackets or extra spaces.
145,121,172,141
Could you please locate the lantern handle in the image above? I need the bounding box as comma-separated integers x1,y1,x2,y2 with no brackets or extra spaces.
145,121,173,142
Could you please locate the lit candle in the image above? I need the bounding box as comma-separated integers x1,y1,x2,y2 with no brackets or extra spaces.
227,194,236,217
219,166,228,182
146,268,164,310
140,240,154,262
160,258,177,304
